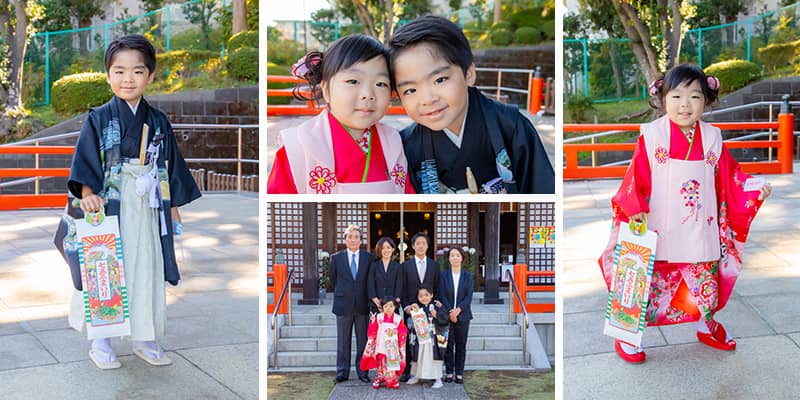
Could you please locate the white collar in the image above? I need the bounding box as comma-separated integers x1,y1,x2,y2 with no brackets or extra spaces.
126,99,140,115
347,249,359,259
442,93,469,148
415,255,426,264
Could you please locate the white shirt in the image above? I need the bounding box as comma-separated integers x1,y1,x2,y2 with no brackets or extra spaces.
415,255,426,284
452,270,461,310
442,93,469,149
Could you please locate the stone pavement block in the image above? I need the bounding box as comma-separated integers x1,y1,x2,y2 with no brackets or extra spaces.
0,352,242,400
327,378,469,400
734,267,800,297
740,244,793,269
11,303,71,332
178,343,258,400
746,293,800,333
657,297,775,345
0,333,57,371
563,311,667,358
35,329,134,363
564,336,800,400
562,282,607,315
159,313,257,351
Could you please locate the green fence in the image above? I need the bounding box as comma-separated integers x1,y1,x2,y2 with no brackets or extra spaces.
565,2,800,101
24,0,231,106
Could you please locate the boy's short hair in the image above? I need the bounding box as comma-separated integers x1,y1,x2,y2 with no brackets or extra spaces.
104,34,157,74
388,15,473,77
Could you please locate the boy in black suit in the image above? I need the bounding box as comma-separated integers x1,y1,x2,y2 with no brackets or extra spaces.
329,225,374,383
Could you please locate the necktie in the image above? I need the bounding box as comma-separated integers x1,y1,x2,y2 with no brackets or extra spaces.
418,260,425,283
350,253,358,279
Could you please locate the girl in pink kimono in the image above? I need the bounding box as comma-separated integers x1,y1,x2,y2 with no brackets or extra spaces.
361,297,408,389
599,64,772,363
267,34,414,194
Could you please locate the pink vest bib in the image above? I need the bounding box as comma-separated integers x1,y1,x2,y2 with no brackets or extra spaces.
280,110,408,194
642,116,722,263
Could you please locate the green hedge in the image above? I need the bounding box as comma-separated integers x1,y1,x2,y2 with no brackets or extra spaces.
157,50,219,79
490,29,513,46
267,62,293,105
226,47,258,81
515,27,541,45
491,21,512,32
52,73,112,113
703,59,762,94
227,30,259,51
757,40,800,72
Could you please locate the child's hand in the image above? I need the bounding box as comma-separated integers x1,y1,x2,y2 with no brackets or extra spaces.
434,300,443,308
80,194,104,213
431,309,437,318
449,312,458,323
758,183,772,201
629,212,646,223
370,313,376,323
411,303,419,311
171,207,182,223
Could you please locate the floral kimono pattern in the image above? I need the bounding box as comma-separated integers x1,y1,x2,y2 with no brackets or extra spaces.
360,312,408,389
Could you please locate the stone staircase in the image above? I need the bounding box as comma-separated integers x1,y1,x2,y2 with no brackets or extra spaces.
268,299,553,372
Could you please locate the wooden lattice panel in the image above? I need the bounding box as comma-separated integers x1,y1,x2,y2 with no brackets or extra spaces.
435,203,468,249
335,203,370,249
519,202,555,285
269,203,305,285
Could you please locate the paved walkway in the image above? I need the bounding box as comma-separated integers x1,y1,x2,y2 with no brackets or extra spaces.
0,193,258,400
328,379,469,400
266,113,556,174
563,167,800,399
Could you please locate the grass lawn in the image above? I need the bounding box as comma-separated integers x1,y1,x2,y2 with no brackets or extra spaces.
464,369,555,400
267,372,334,400
565,99,652,125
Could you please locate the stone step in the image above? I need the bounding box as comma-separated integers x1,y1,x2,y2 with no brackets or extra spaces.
272,350,529,368
280,323,521,338
277,336,523,352
289,312,513,326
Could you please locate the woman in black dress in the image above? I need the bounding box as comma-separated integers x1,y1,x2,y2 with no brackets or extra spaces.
368,237,403,313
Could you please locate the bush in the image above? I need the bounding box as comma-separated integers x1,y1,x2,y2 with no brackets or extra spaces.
52,73,112,113
157,50,219,75
757,40,800,72
703,59,762,94
490,29,513,46
540,20,556,40
566,95,595,123
491,21,512,31
226,47,258,81
227,30,259,51
267,62,293,105
515,27,541,45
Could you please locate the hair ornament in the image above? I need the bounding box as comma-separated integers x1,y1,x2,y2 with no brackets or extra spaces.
706,76,720,91
648,78,664,97
291,53,322,80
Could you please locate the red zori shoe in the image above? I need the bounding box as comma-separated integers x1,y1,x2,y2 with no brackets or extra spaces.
614,339,646,364
697,322,736,351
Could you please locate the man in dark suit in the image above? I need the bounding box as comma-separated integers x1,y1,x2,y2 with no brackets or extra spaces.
399,232,440,382
330,224,373,383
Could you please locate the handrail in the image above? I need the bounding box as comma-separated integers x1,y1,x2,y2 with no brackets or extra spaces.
270,268,294,369
506,269,529,367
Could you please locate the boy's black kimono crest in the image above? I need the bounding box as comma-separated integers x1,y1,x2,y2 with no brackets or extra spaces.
54,96,201,290
402,87,555,194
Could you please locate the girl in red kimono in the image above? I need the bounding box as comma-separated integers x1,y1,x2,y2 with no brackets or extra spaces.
599,64,772,363
267,34,414,194
361,296,408,389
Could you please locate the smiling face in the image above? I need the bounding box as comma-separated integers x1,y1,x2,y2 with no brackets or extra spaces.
381,241,394,260
321,56,392,133
393,44,475,133
664,79,705,132
382,300,396,315
417,288,432,305
106,49,154,106
412,236,428,258
345,229,361,252
449,249,463,267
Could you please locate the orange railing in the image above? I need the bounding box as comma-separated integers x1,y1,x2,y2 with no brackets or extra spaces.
563,113,795,180
0,145,73,210
511,263,555,314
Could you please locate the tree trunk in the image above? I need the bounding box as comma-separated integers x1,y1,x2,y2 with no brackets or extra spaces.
663,0,683,70
608,41,624,99
353,0,377,38
612,0,660,84
493,0,501,25
0,0,29,137
383,0,393,43
232,0,247,34
78,17,92,57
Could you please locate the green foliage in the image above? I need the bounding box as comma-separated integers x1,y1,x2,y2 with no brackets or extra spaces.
227,30,258,51
490,29,513,46
51,73,112,113
757,40,800,72
703,59,762,94
267,63,293,106
514,27,541,45
267,30,305,67
169,26,225,51
310,8,338,43
225,47,258,81
182,0,218,50
771,15,799,44
217,0,259,42
156,49,219,85
491,21,512,31
566,95,596,123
